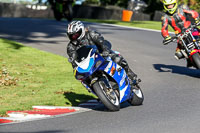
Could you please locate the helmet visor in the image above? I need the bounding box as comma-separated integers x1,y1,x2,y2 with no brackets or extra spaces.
68,29,82,41
165,4,175,9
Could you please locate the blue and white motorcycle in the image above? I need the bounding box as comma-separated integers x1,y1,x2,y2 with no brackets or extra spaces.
73,45,144,111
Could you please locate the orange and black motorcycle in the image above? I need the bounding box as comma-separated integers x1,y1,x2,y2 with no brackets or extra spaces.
49,0,73,21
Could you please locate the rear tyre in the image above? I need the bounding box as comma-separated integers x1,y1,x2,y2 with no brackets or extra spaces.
93,78,120,111
128,85,144,106
192,53,200,69
54,10,62,21
65,4,73,22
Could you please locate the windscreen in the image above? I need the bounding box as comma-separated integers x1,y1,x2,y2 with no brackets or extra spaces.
76,46,92,62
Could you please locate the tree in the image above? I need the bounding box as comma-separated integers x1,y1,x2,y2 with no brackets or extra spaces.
181,0,200,12
99,0,118,6
84,0,100,5
117,0,129,8
144,0,162,14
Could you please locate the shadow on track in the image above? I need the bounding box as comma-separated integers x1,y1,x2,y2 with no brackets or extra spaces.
86,22,139,35
0,18,134,46
92,102,138,112
153,64,200,78
0,18,68,44
63,91,95,106
63,91,137,112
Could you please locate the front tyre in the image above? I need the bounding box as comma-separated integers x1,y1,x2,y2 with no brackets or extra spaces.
93,79,120,111
192,53,200,69
128,85,144,106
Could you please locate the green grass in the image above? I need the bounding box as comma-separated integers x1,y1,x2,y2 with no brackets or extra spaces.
77,18,174,32
0,39,95,116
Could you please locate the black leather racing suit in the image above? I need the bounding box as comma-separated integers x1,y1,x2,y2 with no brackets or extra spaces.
67,30,137,84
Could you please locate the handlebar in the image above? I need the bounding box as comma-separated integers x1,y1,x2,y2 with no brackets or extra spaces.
163,24,199,45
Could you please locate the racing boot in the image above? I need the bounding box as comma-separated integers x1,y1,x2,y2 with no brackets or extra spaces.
120,58,141,88
125,66,141,90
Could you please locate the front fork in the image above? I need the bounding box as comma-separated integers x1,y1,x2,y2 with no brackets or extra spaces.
179,31,200,58
81,74,113,94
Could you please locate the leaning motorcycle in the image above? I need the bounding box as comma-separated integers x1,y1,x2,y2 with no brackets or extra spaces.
164,24,200,69
73,45,144,111
49,0,73,21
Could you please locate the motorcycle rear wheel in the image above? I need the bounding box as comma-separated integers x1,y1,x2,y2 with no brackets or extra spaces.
192,53,200,69
54,10,62,21
93,78,120,111
64,4,73,22
128,85,144,106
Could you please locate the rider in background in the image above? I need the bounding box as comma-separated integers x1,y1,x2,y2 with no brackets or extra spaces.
48,0,74,9
66,21,140,88
161,0,200,67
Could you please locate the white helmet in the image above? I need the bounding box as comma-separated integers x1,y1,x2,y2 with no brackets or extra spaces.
67,21,85,41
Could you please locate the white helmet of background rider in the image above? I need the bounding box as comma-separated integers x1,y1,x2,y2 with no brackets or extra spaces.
67,21,85,42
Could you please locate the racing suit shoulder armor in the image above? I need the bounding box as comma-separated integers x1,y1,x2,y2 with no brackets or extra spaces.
88,30,101,39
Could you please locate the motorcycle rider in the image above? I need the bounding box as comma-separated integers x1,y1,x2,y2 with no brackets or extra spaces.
66,21,140,88
161,0,200,67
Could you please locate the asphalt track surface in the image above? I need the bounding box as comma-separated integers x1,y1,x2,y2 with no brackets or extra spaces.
0,18,200,133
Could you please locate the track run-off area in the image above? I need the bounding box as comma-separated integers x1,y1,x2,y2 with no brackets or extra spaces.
0,18,200,133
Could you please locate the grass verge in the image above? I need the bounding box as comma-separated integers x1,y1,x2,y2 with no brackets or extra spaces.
0,39,95,116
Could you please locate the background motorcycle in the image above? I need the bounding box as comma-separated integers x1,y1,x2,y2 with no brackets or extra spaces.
127,0,147,13
73,45,144,111
49,0,73,21
164,24,200,69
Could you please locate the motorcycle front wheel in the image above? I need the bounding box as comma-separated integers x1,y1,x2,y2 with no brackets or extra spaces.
93,78,120,111
192,53,200,69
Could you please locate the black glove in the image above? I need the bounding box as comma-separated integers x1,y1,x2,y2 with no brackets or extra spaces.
68,57,77,67
163,36,172,45
68,57,74,63
102,50,110,57
72,62,77,68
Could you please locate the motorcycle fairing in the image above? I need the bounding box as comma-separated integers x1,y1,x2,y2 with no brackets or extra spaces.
74,45,132,103
77,54,95,73
190,49,200,56
100,60,132,103
75,49,104,80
